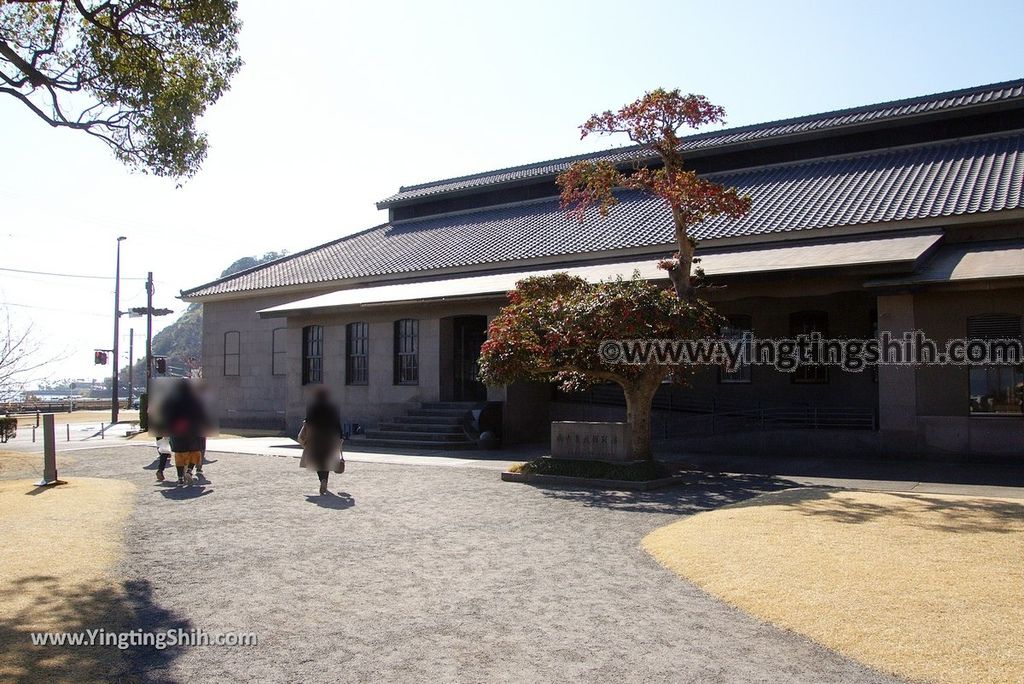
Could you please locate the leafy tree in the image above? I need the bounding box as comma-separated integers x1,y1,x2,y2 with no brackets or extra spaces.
0,0,242,177
556,89,752,300
494,90,754,458
479,273,721,460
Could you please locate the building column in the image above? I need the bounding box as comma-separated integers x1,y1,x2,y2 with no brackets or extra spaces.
876,293,918,451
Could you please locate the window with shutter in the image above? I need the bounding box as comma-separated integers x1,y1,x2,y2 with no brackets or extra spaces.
967,314,1022,415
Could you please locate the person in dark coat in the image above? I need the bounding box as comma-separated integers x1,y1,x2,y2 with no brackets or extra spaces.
299,387,344,495
162,379,210,486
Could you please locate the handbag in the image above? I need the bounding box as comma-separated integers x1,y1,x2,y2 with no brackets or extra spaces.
334,439,346,474
297,421,308,468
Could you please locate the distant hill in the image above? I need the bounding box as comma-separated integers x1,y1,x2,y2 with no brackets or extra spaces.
116,251,286,390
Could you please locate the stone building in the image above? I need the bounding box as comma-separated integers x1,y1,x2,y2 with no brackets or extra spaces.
182,79,1024,458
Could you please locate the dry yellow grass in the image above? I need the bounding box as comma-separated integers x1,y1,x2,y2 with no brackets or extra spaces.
0,450,76,478
0,477,135,682
642,488,1024,684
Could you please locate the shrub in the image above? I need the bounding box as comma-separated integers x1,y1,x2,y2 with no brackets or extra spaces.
0,417,16,443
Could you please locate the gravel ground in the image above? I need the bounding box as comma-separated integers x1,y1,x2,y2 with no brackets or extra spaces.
4,446,900,684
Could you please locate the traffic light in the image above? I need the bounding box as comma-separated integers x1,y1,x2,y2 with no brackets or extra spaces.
94,351,108,365
155,357,167,374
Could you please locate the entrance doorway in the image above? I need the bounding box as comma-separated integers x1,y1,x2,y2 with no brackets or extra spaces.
452,315,488,401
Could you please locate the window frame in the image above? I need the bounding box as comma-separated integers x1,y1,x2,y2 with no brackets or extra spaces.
301,325,323,386
790,310,829,385
718,314,753,385
393,319,419,386
346,322,369,386
271,327,287,377
967,314,1023,416
223,330,240,377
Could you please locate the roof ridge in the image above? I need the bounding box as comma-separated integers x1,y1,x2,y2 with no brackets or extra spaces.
395,144,643,193
178,222,391,298
381,77,1024,203
709,128,1024,180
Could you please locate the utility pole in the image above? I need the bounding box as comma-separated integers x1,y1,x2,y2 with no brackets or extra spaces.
111,236,126,424
127,328,134,411
146,272,154,398
130,273,173,400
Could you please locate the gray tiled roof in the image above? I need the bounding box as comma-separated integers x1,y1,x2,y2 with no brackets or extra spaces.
377,79,1024,207
182,133,1024,299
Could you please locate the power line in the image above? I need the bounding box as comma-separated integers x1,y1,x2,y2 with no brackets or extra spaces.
0,266,148,281
1,301,109,317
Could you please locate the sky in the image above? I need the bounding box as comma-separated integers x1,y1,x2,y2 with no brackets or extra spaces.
2,0,1023,383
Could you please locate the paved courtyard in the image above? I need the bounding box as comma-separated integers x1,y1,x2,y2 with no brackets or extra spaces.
0,445,900,683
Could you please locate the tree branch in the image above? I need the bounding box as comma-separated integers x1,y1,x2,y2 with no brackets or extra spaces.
0,38,48,87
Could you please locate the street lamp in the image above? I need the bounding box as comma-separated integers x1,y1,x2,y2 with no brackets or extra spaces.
112,236,126,424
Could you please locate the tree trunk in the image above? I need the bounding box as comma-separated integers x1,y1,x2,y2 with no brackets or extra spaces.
622,372,662,461
670,207,695,301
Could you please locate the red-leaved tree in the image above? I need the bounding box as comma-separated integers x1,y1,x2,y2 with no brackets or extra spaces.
480,90,753,460
479,273,721,460
556,89,752,300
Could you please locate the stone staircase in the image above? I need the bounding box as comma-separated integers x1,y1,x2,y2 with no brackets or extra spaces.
351,401,482,451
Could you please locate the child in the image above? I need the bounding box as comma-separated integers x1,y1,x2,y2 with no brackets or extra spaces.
155,436,172,481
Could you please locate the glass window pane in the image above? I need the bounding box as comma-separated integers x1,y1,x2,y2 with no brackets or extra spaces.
970,365,1024,414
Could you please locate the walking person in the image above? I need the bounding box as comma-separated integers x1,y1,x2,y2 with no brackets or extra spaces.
298,387,345,495
162,379,210,486
155,434,172,481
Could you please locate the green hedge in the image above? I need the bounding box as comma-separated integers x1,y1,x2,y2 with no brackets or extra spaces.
0,416,16,443
509,458,672,481
139,393,149,431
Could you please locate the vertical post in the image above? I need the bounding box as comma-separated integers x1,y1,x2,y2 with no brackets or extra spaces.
146,272,154,398
112,236,127,424
127,328,134,414
66,423,70,442
40,414,57,485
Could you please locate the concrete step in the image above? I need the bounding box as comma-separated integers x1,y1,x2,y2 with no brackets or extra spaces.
420,401,483,410
364,430,469,442
400,413,466,424
408,408,472,417
349,437,478,451
377,422,465,434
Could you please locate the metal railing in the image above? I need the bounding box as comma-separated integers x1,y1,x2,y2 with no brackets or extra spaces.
1,399,115,414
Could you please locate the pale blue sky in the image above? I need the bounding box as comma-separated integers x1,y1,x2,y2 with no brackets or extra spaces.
2,0,1023,380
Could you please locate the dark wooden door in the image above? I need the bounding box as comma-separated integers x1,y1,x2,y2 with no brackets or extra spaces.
453,316,488,402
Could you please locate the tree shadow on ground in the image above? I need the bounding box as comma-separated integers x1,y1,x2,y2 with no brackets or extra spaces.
730,487,1024,534
538,472,798,515
677,451,1024,487
305,491,355,510
0,575,191,683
